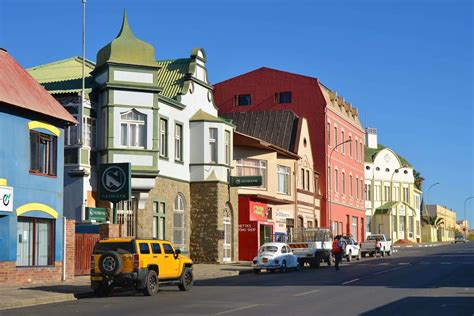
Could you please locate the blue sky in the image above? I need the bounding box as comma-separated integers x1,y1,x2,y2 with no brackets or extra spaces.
1,0,473,223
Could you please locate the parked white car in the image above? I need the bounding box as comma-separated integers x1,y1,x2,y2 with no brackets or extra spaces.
252,242,300,274
342,236,361,262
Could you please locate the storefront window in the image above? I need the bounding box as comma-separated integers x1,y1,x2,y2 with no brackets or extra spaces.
16,217,54,266
236,158,267,189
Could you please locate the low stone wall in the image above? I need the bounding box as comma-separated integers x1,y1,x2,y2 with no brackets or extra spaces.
0,261,63,285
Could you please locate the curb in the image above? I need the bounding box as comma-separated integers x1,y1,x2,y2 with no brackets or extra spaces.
0,293,76,311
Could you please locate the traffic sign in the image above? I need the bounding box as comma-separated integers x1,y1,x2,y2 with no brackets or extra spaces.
99,163,131,202
229,176,262,187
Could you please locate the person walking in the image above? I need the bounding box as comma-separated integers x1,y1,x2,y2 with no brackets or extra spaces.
375,238,382,257
332,235,343,271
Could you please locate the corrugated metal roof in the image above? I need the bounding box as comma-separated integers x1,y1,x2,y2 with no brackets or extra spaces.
28,56,95,84
156,58,190,99
0,49,77,124
221,110,299,152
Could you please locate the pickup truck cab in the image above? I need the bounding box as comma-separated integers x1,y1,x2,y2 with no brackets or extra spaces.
360,234,393,257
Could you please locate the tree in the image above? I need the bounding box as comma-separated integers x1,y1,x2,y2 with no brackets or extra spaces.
413,169,424,190
421,215,444,228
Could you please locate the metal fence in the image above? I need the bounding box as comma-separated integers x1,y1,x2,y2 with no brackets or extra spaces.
117,198,137,237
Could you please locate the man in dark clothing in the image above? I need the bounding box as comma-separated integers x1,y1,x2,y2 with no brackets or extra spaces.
332,235,344,271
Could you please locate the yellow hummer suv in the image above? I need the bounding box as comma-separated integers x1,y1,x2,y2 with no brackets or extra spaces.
91,238,193,296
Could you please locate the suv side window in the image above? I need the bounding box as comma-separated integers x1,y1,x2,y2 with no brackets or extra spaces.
139,243,150,254
163,243,174,254
151,243,162,254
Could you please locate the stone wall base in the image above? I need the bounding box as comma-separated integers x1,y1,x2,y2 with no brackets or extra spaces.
0,261,63,285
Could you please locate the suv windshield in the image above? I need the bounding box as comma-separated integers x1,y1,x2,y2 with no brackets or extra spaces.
260,246,278,253
94,242,134,254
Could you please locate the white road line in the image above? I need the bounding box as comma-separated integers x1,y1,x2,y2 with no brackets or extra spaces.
341,278,360,285
420,262,432,265
397,262,410,265
373,265,411,275
377,263,390,265
440,262,452,265
293,289,321,297
216,304,260,315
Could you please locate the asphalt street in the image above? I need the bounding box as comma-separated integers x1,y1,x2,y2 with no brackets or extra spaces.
2,242,474,316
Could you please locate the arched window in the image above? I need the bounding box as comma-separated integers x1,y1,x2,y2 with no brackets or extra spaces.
120,109,146,147
173,194,186,249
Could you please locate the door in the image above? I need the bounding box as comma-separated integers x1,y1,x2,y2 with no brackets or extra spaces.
162,243,180,277
259,224,273,245
75,233,100,275
223,205,232,262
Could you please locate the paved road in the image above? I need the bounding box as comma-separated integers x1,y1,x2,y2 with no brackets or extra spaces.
3,242,474,316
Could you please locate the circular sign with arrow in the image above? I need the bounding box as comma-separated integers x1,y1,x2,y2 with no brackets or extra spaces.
101,166,126,193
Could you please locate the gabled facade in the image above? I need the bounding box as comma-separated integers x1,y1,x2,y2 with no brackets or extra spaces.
30,12,238,263
215,67,365,241
0,49,77,284
364,128,422,243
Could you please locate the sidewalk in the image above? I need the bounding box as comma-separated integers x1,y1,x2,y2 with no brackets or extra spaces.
0,262,253,311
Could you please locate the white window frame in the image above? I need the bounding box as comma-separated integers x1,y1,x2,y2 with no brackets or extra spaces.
159,118,168,157
209,128,218,163
121,110,146,148
175,123,183,161
236,158,267,189
225,130,231,165
277,165,291,195
173,194,186,250
83,116,96,148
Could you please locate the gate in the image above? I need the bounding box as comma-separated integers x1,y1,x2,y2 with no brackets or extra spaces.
75,233,100,276
117,198,138,237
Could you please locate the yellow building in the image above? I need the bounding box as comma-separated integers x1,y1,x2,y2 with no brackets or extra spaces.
422,205,457,242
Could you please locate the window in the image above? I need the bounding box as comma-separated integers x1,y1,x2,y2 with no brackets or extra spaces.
153,201,166,240
236,94,251,106
301,168,305,189
355,139,359,161
236,158,267,189
277,165,291,195
403,187,409,203
351,216,358,237
384,185,391,201
163,243,175,254
276,91,292,104
328,166,331,192
306,170,310,190
360,143,363,163
365,184,371,201
139,243,150,254
307,221,313,228
361,180,364,200
334,127,338,148
121,110,146,148
349,136,352,157
173,194,186,249
315,175,319,194
64,148,78,165
83,116,96,147
64,116,78,146
342,172,346,195
375,185,381,201
356,177,359,199
334,169,339,193
151,243,162,254
393,186,400,201
225,130,231,165
30,131,57,176
209,128,218,163
327,123,331,145
175,124,183,161
341,131,345,154
366,215,372,233
350,175,353,197
16,217,54,266
159,118,168,157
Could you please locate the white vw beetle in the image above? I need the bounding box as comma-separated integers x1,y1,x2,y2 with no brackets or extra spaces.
252,242,300,274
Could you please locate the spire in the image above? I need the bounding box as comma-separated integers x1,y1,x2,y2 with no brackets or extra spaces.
117,9,134,39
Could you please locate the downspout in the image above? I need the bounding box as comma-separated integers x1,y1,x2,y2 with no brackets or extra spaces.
62,216,67,281
294,160,298,237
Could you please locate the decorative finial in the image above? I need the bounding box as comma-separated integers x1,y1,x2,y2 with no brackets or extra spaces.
117,9,134,38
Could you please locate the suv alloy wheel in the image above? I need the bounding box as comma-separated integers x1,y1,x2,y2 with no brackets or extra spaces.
178,267,194,291
143,270,159,296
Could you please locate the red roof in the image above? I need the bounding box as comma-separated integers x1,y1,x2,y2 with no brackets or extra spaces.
0,49,77,125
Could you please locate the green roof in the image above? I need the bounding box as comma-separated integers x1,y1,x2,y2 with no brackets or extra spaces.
364,144,412,167
156,58,191,99
190,109,228,123
374,201,399,214
96,11,158,69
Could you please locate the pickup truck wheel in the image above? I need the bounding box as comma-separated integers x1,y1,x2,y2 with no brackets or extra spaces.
357,251,362,261
387,248,392,256
381,248,385,257
253,268,261,274
178,267,193,291
143,270,159,296
347,251,352,262
280,260,287,273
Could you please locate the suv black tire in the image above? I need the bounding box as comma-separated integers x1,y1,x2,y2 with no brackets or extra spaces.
143,270,159,296
178,267,194,291
98,251,123,276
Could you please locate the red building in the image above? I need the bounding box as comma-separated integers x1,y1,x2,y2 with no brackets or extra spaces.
215,67,366,241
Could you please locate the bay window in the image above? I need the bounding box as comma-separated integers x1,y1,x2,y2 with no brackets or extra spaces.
121,110,146,148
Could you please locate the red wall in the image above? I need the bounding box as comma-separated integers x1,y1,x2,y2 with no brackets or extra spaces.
215,67,365,239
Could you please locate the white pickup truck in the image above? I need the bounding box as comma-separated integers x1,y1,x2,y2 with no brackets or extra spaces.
360,234,393,257
288,228,333,268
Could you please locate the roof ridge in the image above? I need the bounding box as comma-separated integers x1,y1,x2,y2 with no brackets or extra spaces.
27,56,95,71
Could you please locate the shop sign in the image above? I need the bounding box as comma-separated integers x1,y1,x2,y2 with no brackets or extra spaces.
86,207,107,222
99,163,131,202
249,202,268,221
238,223,257,233
275,210,291,219
0,186,13,213
229,176,262,187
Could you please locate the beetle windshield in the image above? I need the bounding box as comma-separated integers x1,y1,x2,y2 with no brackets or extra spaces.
259,246,278,253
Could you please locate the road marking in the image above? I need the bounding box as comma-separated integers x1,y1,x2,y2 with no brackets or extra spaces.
440,262,452,265
341,278,360,285
293,289,321,297
397,262,410,265
377,263,390,265
462,262,474,264
373,265,411,275
216,304,260,315
420,262,432,265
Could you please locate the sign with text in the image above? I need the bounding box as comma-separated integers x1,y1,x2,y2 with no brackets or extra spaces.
86,207,107,222
249,201,268,221
0,186,13,213
229,176,262,187
99,163,131,202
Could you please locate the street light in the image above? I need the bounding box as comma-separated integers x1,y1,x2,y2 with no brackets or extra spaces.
427,182,440,206
328,138,351,235
464,196,474,239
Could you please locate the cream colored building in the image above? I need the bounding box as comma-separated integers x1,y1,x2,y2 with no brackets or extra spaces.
423,205,457,242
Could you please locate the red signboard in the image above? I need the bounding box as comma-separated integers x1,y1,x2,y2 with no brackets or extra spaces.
249,201,268,221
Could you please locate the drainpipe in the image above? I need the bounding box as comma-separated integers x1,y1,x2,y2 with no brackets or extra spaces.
62,216,67,281
294,160,298,241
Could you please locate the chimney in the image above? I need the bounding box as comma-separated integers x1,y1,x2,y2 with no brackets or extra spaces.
365,127,378,149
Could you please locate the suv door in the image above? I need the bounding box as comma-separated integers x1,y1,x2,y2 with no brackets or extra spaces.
162,243,180,278
138,242,152,269
150,242,167,277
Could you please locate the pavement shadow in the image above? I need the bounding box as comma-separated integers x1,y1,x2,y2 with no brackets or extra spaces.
361,296,474,316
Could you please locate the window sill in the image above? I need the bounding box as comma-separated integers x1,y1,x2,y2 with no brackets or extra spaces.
16,265,55,268
29,171,57,178
175,159,184,165
160,156,169,161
